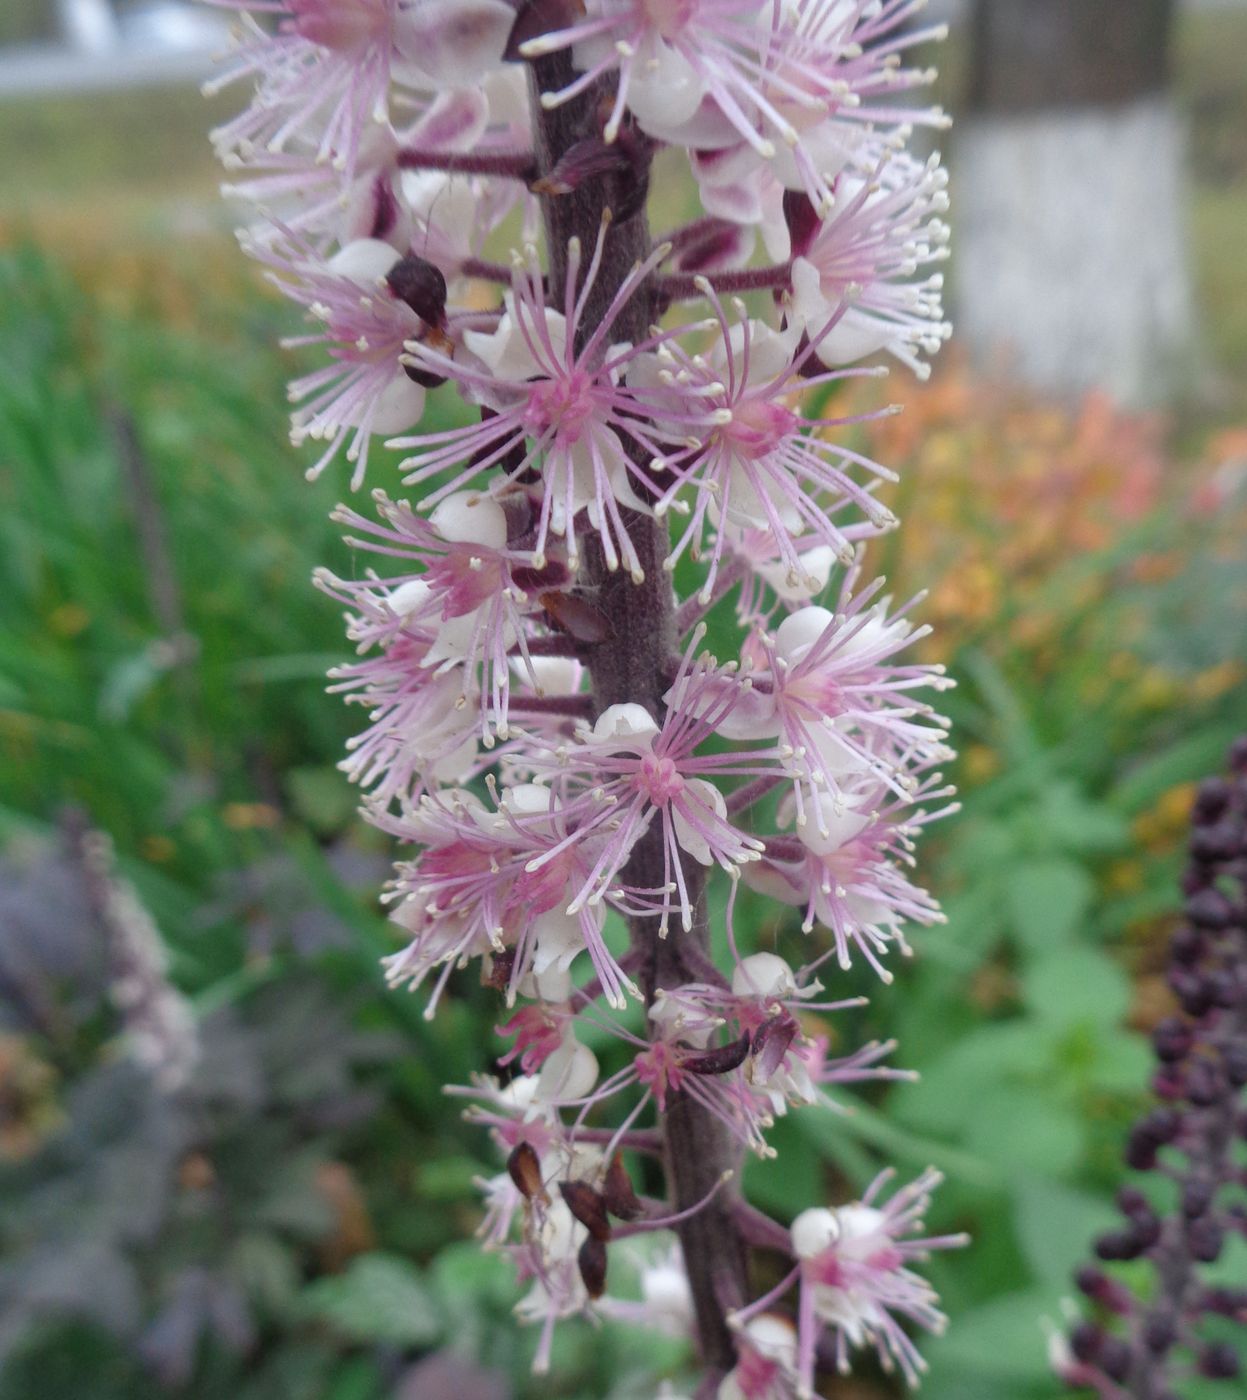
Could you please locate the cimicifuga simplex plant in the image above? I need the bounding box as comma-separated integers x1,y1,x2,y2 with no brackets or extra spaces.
1057,738,1247,1399
205,2,967,1393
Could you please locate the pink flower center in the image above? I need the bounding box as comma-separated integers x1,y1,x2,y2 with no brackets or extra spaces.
497,1006,565,1073
637,752,685,805
634,1041,685,1110
420,843,494,912
522,369,598,445
512,848,573,915
426,550,505,618
817,839,869,886
719,397,797,458
785,669,845,718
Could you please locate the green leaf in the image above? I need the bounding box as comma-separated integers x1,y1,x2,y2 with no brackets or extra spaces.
429,1241,519,1313
1003,859,1093,951
890,1022,1052,1134
1036,782,1129,853
1021,946,1130,1029
805,1097,1002,1192
299,1253,442,1347
1085,1031,1153,1095
325,1357,384,1400
924,1289,1056,1381
1110,729,1240,815
745,1114,822,1218
962,1090,1084,1178
416,1155,484,1203
286,764,358,836
1012,1176,1115,1287
228,1233,301,1318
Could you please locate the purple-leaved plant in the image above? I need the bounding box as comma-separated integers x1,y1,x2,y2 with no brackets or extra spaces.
1059,738,1247,1399
205,2,966,1393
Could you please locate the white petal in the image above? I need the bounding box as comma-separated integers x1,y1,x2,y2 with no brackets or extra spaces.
799,789,871,855
592,703,658,744
788,255,832,329
368,374,426,435
531,907,583,975
328,237,401,284
813,307,897,369
502,782,560,817
405,87,490,154
672,779,728,866
625,42,706,133
775,606,834,665
536,1034,598,1103
393,0,515,85
464,300,568,381
387,577,434,619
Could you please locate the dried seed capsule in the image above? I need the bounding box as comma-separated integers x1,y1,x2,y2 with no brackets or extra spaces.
507,1142,548,1204
578,1234,607,1299
386,255,448,326
559,1180,611,1242
603,1152,643,1222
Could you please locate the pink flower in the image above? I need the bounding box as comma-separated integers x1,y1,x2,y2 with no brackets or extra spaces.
381,785,640,1011
525,638,778,935
791,1169,968,1390
394,230,674,581
318,490,574,739
252,234,442,486
629,294,900,599
720,1314,799,1400
745,773,955,983
522,1,947,210
787,154,951,378
206,0,515,179
731,581,954,799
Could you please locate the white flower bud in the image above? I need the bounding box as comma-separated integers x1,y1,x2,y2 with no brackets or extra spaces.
732,952,797,1001
791,1206,841,1259
430,491,508,549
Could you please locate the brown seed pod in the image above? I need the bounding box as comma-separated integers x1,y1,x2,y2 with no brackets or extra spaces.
603,1152,643,1221
559,1179,611,1241
578,1234,608,1300
538,590,613,644
507,1142,548,1204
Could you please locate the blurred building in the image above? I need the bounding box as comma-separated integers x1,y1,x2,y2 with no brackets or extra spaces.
953,0,1200,407
0,1,228,94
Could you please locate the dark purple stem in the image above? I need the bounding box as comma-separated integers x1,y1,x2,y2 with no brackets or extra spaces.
727,774,784,818
528,47,751,1379
673,559,746,635
657,261,794,301
507,693,594,718
460,257,517,285
657,215,736,256
571,1127,663,1155
396,146,537,181
524,635,587,659
732,1198,797,1253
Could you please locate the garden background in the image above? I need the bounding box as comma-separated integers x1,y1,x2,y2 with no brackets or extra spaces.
2,5,1246,1399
